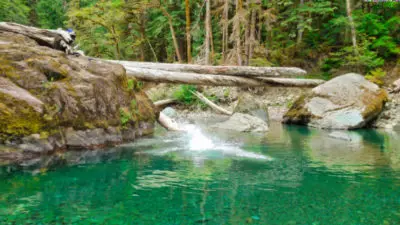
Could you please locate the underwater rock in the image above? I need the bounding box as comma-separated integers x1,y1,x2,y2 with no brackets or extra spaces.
283,73,388,130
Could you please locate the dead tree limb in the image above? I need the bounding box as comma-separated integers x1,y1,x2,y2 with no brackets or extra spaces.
191,91,233,115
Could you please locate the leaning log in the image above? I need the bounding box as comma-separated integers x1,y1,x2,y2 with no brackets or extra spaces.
112,60,307,77
158,112,182,131
191,91,233,115
256,77,325,87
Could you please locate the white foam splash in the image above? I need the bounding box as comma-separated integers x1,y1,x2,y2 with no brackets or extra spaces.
182,124,271,160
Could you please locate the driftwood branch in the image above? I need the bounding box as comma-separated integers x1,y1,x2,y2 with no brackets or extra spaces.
157,112,182,131
191,91,233,115
111,60,307,77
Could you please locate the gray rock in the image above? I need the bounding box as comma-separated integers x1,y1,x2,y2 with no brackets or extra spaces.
268,106,289,122
284,73,388,129
161,107,177,118
211,113,269,132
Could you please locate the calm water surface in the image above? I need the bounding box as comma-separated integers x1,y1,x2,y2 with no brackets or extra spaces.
1,124,400,225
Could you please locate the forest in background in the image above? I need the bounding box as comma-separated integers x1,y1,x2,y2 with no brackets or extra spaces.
0,0,399,81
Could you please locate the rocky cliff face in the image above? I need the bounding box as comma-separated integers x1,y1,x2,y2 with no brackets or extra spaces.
0,31,156,161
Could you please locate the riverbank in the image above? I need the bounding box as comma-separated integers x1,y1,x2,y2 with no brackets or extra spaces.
147,83,399,130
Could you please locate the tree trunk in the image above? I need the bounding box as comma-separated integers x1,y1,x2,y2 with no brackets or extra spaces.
346,0,358,55
296,0,304,47
161,7,183,63
185,0,192,63
234,0,243,66
249,5,257,63
112,60,307,77
205,0,211,65
139,14,146,61
222,0,229,63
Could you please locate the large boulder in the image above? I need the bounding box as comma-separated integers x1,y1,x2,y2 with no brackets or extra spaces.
211,113,269,132
283,73,388,129
0,31,156,159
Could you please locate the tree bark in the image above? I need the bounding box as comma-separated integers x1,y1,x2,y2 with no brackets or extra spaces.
234,0,243,66
222,0,229,63
161,7,183,63
248,4,257,63
205,0,211,65
185,0,192,63
346,0,358,55
112,60,307,77
296,0,304,47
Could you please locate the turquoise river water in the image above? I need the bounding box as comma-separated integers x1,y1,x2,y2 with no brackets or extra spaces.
1,124,400,225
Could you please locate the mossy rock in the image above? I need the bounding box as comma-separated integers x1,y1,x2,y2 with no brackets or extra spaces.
284,73,388,130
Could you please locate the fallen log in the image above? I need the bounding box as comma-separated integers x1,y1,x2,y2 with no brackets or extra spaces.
112,60,307,77
256,77,325,87
191,91,232,115
125,67,323,87
126,67,264,87
0,22,75,54
157,112,182,131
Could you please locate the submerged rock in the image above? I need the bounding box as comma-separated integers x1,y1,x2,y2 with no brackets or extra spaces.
0,31,156,160
211,113,269,132
283,73,388,130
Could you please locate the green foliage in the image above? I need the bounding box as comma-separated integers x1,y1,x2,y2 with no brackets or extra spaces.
119,107,131,127
173,85,197,105
0,0,30,24
365,68,386,86
35,0,68,29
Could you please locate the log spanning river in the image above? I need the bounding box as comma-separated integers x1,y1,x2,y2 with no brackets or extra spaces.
1,124,400,224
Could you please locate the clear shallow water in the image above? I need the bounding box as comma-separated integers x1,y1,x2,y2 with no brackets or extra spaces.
1,124,400,225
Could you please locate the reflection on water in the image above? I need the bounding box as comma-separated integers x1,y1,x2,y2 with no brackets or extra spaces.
1,124,400,225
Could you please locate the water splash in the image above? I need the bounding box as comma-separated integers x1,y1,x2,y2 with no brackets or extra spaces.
182,124,271,160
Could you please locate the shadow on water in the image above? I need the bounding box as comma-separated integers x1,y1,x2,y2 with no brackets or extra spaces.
1,123,400,224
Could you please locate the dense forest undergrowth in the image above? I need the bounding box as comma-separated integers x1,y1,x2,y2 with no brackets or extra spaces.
1,0,399,83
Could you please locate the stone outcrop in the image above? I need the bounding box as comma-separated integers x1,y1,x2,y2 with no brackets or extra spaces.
0,31,156,160
283,73,388,130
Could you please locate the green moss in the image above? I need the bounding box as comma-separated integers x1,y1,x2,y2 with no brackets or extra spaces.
361,89,388,119
0,57,20,80
0,92,46,139
283,95,312,124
